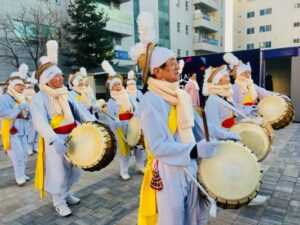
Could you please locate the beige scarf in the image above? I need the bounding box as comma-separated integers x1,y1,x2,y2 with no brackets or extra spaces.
126,84,137,98
24,88,36,102
203,83,234,103
110,87,133,112
72,86,92,107
147,77,195,143
235,76,258,101
39,83,74,123
7,88,26,103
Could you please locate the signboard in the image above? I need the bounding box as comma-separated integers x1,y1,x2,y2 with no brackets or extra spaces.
114,50,130,60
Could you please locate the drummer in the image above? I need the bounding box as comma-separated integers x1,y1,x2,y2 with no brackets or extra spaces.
223,53,283,116
102,60,145,181
130,12,220,225
0,64,31,186
30,40,98,217
126,70,143,103
202,64,269,206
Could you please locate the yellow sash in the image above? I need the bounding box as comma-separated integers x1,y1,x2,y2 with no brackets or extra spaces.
115,106,131,157
242,92,253,105
1,103,20,152
34,115,64,198
76,94,82,101
138,105,177,225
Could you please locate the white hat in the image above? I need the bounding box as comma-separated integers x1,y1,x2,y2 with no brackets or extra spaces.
127,70,136,86
109,77,122,90
7,63,28,90
150,47,175,74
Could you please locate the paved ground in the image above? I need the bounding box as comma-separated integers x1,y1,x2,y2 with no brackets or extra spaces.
0,123,299,225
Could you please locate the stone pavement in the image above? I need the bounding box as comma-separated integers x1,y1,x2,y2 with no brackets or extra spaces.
0,123,300,225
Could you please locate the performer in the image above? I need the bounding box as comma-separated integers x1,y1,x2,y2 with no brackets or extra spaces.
24,73,38,155
202,64,268,206
126,70,143,103
82,68,97,105
30,40,98,217
0,64,31,186
130,12,218,225
102,60,145,181
184,73,200,107
223,53,281,116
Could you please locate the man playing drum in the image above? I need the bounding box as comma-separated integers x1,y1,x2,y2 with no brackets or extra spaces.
130,12,219,225
202,64,269,206
30,40,98,217
223,53,282,116
102,60,145,181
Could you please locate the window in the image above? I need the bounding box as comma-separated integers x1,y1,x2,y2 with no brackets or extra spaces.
293,38,300,43
111,0,120,10
247,27,255,34
177,49,181,57
260,8,272,16
114,37,121,45
294,22,300,27
260,25,272,33
185,1,189,11
177,22,180,33
247,43,254,50
177,0,180,7
259,41,272,48
186,50,189,56
295,3,300,8
186,25,189,35
247,11,255,18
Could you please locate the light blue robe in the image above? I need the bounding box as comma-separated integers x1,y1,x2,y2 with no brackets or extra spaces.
137,91,208,225
0,93,31,181
30,91,96,200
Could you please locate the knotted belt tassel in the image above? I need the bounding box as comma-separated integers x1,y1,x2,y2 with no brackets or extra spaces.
150,160,163,191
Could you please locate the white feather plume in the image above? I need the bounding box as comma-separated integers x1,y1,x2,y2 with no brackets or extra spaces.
223,53,239,66
80,67,88,77
129,43,147,63
46,40,58,64
18,63,28,79
40,56,50,66
204,67,213,82
179,59,185,74
137,11,155,44
101,60,116,76
128,70,135,80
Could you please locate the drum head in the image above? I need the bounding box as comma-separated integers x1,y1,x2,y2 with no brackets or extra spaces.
229,122,270,161
127,117,142,147
67,123,109,168
198,141,261,207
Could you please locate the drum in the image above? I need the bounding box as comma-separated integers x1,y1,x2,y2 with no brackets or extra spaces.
127,116,144,147
198,141,262,209
257,96,295,129
229,121,273,161
66,121,116,172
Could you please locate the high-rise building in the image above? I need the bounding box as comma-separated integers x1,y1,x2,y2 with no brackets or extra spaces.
192,0,225,55
233,0,300,51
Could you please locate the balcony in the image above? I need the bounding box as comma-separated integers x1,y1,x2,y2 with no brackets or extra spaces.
96,3,133,36
193,0,219,11
193,36,222,53
193,10,219,32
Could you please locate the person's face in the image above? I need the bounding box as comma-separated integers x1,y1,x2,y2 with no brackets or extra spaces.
218,74,230,85
48,74,64,89
191,73,197,80
13,83,25,93
240,70,251,79
78,80,84,88
112,82,123,91
153,57,180,83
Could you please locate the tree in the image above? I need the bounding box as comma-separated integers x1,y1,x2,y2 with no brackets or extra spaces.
0,4,62,69
63,0,114,69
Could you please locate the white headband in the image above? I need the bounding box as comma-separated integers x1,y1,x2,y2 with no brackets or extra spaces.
8,79,24,90
109,77,122,90
127,79,136,86
236,62,251,76
72,74,83,87
150,46,175,74
212,67,228,84
40,65,62,84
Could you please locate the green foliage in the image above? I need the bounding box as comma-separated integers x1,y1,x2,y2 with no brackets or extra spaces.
63,0,114,69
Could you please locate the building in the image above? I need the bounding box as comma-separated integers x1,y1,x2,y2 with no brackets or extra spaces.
192,0,225,55
233,0,300,51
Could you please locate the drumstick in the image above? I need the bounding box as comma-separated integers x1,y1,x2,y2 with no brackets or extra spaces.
200,108,210,142
101,110,116,121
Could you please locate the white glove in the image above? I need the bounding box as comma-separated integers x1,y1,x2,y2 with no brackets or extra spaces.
196,139,218,159
226,132,241,141
52,139,68,155
19,102,30,110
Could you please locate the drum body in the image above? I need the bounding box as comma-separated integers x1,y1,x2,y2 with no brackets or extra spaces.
258,96,295,129
198,141,262,209
127,116,144,147
67,121,116,172
229,121,273,161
